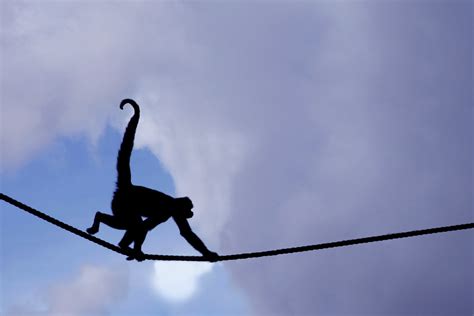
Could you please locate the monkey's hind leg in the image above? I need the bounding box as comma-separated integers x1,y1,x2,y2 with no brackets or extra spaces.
119,223,147,262
87,211,127,235
87,211,102,234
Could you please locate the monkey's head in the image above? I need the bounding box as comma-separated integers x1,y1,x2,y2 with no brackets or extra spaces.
174,196,194,218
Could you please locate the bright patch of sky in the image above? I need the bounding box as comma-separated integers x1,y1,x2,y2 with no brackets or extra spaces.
152,261,214,303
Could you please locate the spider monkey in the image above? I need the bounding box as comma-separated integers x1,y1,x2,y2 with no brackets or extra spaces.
86,99,218,262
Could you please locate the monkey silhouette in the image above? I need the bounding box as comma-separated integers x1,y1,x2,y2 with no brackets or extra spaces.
87,99,218,262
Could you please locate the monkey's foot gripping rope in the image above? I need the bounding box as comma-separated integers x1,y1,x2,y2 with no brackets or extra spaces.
1,193,473,262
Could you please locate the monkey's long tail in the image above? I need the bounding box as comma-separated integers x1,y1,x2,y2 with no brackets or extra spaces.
116,99,140,188
1,193,473,262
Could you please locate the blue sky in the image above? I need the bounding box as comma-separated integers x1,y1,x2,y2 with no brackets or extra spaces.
1,1,472,315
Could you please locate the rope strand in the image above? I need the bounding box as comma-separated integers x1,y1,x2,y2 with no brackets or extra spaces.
1,193,473,262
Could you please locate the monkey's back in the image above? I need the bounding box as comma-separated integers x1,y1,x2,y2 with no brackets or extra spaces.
111,185,174,218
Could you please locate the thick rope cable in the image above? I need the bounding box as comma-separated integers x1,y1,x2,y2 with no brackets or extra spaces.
1,193,473,262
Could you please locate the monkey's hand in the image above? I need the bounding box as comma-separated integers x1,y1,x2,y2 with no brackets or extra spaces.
203,250,219,263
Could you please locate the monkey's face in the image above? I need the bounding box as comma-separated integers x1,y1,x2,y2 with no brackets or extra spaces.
183,209,194,219
178,207,193,219
174,197,194,218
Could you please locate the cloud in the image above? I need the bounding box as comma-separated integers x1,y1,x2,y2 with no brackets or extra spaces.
152,261,214,303
1,0,244,242
48,265,128,316
1,1,184,170
219,2,473,315
2,1,472,315
6,264,128,316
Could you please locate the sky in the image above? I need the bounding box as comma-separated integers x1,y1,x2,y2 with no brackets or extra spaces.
1,1,472,316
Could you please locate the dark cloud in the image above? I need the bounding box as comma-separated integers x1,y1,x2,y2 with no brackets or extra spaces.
221,2,472,315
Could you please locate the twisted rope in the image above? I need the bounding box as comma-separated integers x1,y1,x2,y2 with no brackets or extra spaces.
1,193,473,262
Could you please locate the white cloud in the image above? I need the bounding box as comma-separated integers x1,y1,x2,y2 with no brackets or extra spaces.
152,261,214,303
48,265,128,316
129,88,249,244
1,2,181,170
6,264,129,316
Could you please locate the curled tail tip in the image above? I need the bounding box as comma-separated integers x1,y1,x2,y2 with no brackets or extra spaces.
119,98,140,112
